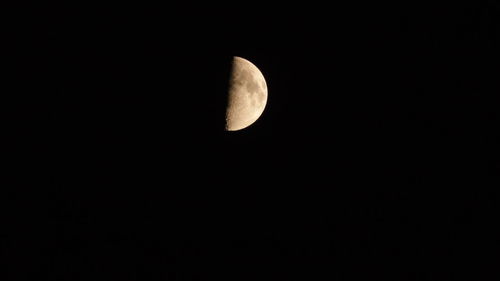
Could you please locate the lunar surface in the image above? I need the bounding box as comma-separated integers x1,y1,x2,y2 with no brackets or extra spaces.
225,56,268,131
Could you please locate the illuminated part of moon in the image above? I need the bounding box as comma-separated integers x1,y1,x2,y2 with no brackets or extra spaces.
225,56,268,131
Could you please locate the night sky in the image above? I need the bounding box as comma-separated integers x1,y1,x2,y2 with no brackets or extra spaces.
5,2,500,280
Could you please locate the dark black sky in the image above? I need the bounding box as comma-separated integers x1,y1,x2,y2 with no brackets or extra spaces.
5,2,500,280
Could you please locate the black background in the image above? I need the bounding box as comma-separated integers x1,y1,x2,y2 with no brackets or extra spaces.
5,1,500,280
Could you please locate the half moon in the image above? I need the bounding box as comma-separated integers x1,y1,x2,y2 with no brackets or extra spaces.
225,56,268,131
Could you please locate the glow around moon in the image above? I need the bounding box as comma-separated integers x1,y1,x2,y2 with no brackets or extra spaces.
225,56,268,131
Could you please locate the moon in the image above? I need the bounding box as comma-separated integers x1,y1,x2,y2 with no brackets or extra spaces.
225,56,268,131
